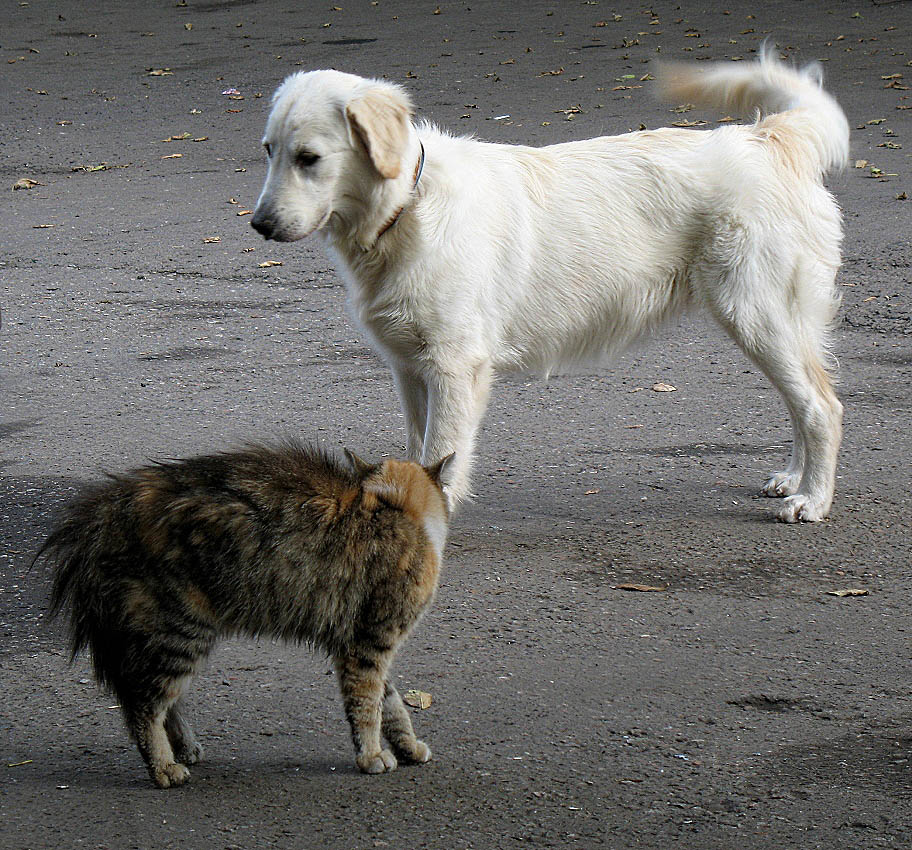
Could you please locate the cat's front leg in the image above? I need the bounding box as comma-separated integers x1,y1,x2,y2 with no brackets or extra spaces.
334,653,398,774
382,681,432,764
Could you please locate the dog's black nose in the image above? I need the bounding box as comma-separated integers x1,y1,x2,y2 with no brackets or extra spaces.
250,211,274,239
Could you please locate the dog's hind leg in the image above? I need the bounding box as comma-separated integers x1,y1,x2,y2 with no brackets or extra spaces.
709,270,842,522
381,680,431,765
422,359,494,507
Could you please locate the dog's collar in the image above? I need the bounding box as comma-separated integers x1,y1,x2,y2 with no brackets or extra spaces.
374,141,425,243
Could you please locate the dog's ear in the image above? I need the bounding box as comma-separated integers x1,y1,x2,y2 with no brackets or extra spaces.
424,453,455,486
343,447,378,478
345,85,412,179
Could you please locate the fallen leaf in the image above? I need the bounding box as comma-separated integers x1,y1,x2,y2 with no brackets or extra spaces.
897,192,908,200
33,224,55,229
671,119,707,127
584,489,601,495
825,588,868,597
538,68,564,77
146,68,173,76
237,209,252,216
162,153,182,160
13,178,42,190
877,141,901,149
614,583,668,592
203,236,221,243
403,689,432,709
652,382,676,392
258,260,283,268
867,118,886,125
854,159,868,168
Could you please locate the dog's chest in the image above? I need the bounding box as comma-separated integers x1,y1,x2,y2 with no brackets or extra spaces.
356,299,430,361
335,254,435,360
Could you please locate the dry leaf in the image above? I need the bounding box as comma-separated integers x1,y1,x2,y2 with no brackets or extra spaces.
162,153,182,159
403,689,432,709
854,159,868,168
614,583,668,592
258,260,283,268
13,178,42,190
203,236,221,243
671,118,706,127
146,68,173,76
652,382,676,392
825,588,868,597
897,192,908,200
237,209,252,216
584,488,601,495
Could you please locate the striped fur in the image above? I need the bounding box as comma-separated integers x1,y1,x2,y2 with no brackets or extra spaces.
43,439,451,788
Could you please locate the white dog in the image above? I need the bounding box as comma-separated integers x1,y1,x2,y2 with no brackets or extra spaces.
252,53,848,522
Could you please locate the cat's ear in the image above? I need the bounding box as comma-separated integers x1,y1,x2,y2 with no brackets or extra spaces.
343,447,377,477
424,453,455,485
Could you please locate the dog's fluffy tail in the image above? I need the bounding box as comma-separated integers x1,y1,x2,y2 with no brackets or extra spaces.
656,51,849,176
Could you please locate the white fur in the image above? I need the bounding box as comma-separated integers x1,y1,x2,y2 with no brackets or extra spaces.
253,55,848,523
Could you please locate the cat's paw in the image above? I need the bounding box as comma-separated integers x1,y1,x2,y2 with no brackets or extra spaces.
151,762,191,789
357,749,398,774
174,741,203,765
397,739,432,764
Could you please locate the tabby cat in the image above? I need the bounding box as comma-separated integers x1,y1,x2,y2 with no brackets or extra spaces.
43,440,451,788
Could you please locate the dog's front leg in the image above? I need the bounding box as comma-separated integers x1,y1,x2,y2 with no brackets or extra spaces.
422,360,493,507
391,366,428,460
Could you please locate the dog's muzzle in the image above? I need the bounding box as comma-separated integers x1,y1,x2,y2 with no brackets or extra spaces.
251,209,278,240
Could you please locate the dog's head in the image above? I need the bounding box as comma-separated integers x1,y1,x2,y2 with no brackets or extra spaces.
251,70,414,244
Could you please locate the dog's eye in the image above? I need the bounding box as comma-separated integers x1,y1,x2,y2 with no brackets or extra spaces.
296,151,320,168
263,142,273,158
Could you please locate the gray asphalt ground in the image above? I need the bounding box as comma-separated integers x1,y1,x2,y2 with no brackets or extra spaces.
2,1,911,847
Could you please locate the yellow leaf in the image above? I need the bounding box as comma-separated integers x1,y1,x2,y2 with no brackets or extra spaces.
403,689,433,709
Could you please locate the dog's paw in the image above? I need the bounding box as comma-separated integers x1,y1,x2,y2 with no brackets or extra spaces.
761,471,801,498
151,762,191,789
777,494,828,523
357,749,398,775
174,741,203,765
